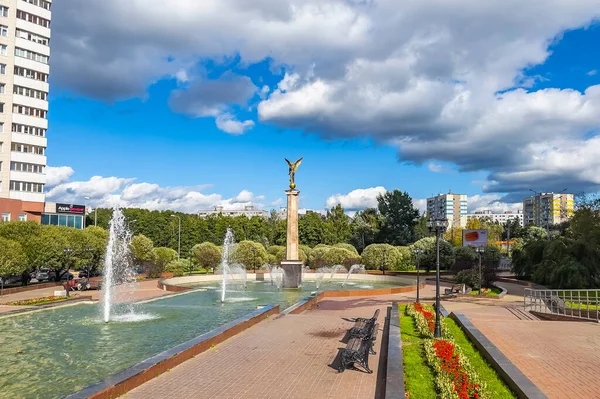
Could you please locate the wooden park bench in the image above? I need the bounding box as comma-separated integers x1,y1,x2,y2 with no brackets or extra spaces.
349,309,379,337
338,309,380,373
444,284,464,295
338,322,378,373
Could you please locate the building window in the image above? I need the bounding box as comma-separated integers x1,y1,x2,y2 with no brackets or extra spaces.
0,122,3,132
12,104,47,119
16,29,49,46
0,64,5,74
9,180,44,193
12,123,46,137
16,10,50,28
1,212,10,222
0,83,4,94
0,25,7,36
11,142,46,155
18,214,26,221
10,161,44,173
14,66,48,82
0,103,3,113
14,85,47,101
15,47,49,64
0,44,6,56
0,6,8,17
22,0,51,11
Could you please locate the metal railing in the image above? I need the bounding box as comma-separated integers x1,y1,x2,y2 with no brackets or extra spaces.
524,288,600,322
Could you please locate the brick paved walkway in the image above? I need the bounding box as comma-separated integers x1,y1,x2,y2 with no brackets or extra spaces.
443,281,600,399
0,280,170,313
124,291,432,399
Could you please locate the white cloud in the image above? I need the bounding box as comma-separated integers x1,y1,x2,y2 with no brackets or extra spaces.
271,198,284,207
45,166,266,213
48,1,600,195
326,186,386,210
467,194,522,213
588,70,598,76
413,198,427,214
428,162,452,173
215,113,255,135
45,166,74,187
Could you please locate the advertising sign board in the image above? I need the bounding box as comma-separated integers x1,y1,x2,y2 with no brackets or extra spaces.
462,229,488,247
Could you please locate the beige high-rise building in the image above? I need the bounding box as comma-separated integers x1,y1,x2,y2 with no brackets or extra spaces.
0,0,50,223
523,192,574,228
426,192,468,229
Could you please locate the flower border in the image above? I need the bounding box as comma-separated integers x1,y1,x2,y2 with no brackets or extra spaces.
407,303,487,399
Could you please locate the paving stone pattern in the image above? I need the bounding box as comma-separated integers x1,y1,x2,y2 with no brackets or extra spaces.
124,294,418,399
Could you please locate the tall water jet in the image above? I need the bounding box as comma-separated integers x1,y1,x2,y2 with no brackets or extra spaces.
342,264,366,287
102,207,133,323
329,265,347,281
219,228,235,303
271,266,285,289
315,266,330,289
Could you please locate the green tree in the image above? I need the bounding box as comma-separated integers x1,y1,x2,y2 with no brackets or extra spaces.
192,242,222,272
129,234,155,265
333,243,359,256
349,208,380,253
523,225,548,244
361,244,400,272
409,237,454,272
165,259,189,277
267,245,287,264
322,247,360,267
377,189,420,245
300,245,312,262
413,214,431,240
232,240,269,271
309,246,330,268
395,246,413,271
323,205,351,245
0,237,28,278
299,212,325,247
150,247,178,277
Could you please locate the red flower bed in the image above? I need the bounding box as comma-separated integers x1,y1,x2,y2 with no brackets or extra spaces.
413,302,435,334
433,340,481,399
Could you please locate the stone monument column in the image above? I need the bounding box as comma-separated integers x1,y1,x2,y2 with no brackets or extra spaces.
281,158,304,288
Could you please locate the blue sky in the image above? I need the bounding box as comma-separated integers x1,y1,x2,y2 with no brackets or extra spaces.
45,2,600,213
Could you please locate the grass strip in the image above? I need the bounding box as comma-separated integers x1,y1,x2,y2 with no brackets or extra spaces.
445,317,516,398
398,304,436,399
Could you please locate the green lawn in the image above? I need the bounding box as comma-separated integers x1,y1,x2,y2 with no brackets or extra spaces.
469,287,503,297
564,301,600,310
399,305,437,399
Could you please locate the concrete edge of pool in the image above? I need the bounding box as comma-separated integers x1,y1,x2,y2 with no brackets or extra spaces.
64,304,280,399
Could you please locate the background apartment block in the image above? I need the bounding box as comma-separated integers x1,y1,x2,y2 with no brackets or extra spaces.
0,0,50,222
523,192,574,227
426,192,467,229
466,209,524,226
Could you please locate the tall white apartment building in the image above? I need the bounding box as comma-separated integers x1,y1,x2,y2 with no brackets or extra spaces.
426,192,468,229
0,0,50,223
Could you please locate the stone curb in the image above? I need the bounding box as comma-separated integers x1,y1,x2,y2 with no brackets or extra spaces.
385,301,406,399
450,313,548,399
65,305,279,399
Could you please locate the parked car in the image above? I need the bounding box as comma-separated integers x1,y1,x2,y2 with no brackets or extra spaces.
78,270,101,278
47,270,74,281
35,268,51,282
1,275,23,285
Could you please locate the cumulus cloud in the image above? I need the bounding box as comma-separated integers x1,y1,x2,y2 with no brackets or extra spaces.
588,70,598,76
467,194,522,214
49,1,600,195
215,113,255,135
45,166,75,187
168,74,257,118
45,166,267,213
326,186,386,210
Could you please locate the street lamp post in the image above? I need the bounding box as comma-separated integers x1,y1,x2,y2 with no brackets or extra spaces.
413,247,424,303
84,197,90,229
171,215,181,260
475,246,485,295
427,217,449,338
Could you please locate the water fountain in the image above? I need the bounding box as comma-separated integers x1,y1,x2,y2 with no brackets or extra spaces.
102,207,135,323
219,228,235,303
329,265,347,281
342,264,366,287
315,266,330,289
271,266,285,289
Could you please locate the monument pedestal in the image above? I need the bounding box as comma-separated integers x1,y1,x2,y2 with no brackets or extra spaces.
283,189,302,288
281,260,303,289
